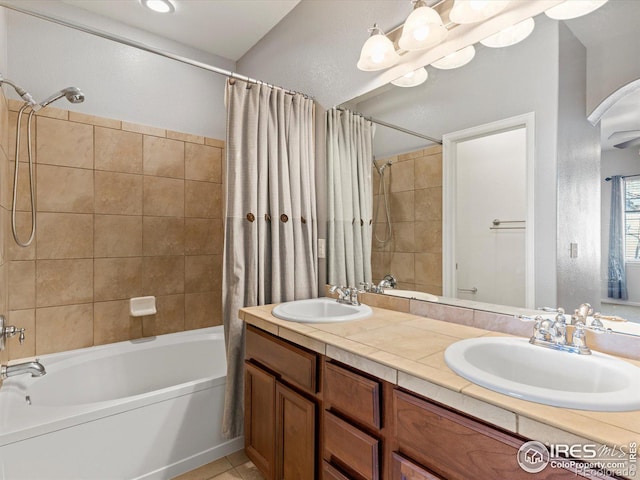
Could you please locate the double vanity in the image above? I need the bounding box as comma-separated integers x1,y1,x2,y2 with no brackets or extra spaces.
242,296,640,479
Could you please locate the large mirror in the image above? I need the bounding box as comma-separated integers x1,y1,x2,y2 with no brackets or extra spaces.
336,0,640,324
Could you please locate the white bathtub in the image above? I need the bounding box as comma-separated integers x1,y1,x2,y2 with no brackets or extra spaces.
0,326,243,480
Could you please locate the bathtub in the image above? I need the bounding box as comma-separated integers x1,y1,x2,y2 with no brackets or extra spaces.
0,326,243,480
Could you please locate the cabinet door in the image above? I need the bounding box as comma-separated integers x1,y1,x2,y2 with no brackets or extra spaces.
276,382,316,480
323,461,352,480
245,361,276,480
391,452,445,480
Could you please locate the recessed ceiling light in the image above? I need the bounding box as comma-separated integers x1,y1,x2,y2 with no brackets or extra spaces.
140,0,175,14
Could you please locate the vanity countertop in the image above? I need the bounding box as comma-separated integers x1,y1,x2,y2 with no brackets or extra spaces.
240,303,640,456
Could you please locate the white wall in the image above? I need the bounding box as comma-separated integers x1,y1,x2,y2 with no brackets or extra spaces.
355,15,561,308
5,7,234,139
0,8,7,75
556,23,601,311
237,0,409,107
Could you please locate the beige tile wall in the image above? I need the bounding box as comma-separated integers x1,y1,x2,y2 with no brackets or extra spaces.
372,145,442,295
4,99,225,360
0,91,10,365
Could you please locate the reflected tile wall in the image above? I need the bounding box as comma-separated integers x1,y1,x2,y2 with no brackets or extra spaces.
3,99,224,359
372,145,443,296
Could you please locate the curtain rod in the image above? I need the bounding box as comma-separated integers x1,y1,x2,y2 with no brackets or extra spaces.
336,107,442,145
605,174,640,181
0,3,311,98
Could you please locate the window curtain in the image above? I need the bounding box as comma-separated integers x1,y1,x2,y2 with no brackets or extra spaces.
326,108,374,287
608,175,628,300
222,79,318,439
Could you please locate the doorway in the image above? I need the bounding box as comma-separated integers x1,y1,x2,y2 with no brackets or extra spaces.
442,113,535,308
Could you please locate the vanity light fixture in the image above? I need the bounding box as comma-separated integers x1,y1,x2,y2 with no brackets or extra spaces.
391,67,429,87
480,17,535,48
544,0,608,20
140,0,175,14
357,24,400,71
449,0,510,24
398,0,448,51
431,45,476,69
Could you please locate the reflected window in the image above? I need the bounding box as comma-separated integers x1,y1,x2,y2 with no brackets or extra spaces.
625,177,640,260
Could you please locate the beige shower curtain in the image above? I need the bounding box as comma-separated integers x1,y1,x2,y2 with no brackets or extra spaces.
326,108,374,287
222,79,318,439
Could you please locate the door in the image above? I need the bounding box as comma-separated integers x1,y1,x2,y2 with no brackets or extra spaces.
455,128,526,307
443,114,534,308
275,382,316,480
245,361,276,480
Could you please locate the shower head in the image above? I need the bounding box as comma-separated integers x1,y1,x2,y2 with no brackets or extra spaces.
38,87,85,110
0,74,36,106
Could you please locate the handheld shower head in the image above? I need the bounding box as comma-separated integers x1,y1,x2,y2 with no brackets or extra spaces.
38,87,85,109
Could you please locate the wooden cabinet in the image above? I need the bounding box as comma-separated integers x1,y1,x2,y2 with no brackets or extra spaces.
245,325,319,480
391,452,444,480
275,382,316,479
245,323,615,480
393,389,593,480
244,361,276,479
323,361,386,480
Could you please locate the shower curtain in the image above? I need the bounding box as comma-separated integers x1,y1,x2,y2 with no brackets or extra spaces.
608,175,628,299
222,79,318,439
326,108,374,287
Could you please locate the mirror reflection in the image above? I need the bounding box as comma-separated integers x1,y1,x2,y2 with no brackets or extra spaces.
334,0,640,324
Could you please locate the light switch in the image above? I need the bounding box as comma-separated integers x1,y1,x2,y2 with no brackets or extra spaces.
570,242,578,258
318,238,326,259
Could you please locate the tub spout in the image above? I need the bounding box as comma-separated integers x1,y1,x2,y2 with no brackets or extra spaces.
1,360,46,379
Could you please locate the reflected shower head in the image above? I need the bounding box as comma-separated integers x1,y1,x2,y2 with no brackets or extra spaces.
0,74,36,106
38,87,85,109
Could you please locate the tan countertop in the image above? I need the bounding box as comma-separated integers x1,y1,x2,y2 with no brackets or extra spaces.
241,303,640,465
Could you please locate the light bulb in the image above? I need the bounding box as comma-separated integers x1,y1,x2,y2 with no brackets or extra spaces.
399,5,447,51
357,28,400,71
413,25,430,42
545,0,608,20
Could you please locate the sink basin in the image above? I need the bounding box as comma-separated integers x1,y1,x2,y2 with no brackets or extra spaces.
444,337,640,411
272,298,372,323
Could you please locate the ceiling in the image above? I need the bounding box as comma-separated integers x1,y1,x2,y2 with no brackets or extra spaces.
60,0,300,61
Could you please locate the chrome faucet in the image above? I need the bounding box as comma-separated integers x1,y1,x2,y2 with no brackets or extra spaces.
530,313,591,355
329,285,361,306
0,315,26,351
1,360,46,379
360,274,398,294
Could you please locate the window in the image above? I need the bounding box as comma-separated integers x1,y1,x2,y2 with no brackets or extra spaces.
625,177,640,260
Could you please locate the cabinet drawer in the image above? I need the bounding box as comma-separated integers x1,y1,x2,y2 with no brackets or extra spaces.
322,461,352,480
393,389,581,480
324,362,381,430
246,325,317,393
323,410,379,480
391,452,444,480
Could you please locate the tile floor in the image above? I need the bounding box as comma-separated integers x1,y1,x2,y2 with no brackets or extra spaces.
172,450,265,480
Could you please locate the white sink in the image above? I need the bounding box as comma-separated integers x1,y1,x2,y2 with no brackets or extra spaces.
272,298,372,323
444,337,640,411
